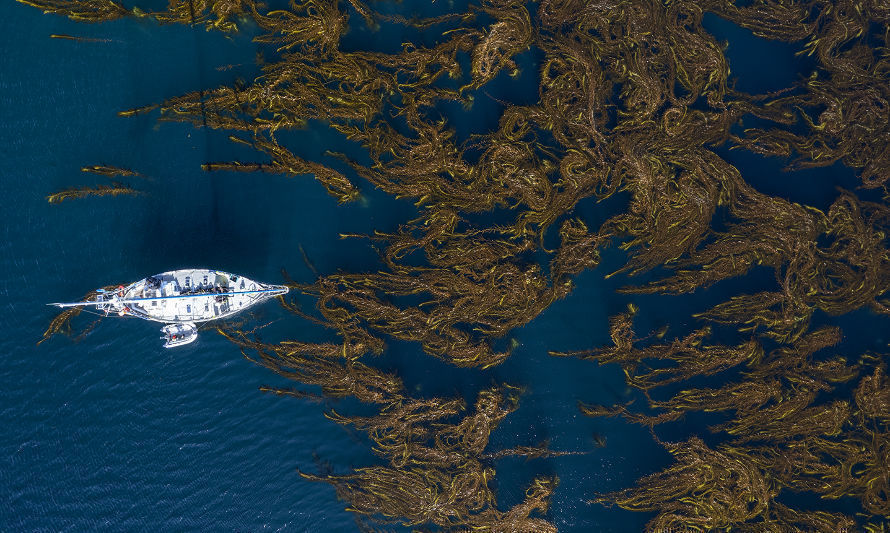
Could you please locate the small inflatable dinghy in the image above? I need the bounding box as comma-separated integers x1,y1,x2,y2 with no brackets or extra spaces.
161,323,198,348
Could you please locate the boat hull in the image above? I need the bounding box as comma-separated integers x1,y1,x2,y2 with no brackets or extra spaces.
112,269,288,324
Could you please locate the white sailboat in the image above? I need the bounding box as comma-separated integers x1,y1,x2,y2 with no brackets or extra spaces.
50,269,289,347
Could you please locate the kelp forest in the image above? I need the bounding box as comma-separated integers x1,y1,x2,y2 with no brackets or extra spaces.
30,0,890,530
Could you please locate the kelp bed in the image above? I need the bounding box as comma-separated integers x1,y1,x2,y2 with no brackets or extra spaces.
31,0,890,530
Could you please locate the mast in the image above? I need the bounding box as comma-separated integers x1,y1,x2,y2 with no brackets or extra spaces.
48,301,112,308
49,287,287,308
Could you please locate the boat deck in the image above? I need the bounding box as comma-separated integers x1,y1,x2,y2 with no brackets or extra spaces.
121,269,287,323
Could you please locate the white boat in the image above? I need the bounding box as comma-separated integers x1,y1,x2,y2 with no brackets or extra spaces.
161,323,198,348
50,269,289,347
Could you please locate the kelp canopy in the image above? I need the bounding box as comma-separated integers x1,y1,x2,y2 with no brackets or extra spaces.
29,0,890,530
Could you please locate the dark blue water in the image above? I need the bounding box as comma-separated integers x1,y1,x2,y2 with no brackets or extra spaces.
2,3,882,531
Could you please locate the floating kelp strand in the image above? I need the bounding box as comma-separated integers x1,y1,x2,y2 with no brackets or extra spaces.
437,387,519,456
203,134,360,202
223,332,556,528
602,147,741,280
39,309,80,344
117,103,159,117
706,0,816,42
746,432,890,517
632,189,890,342
854,363,890,423
762,502,857,533
326,389,569,471
744,327,850,389
723,0,890,188
552,309,763,391
39,285,120,344
150,0,250,32
218,327,402,403
250,0,347,54
81,165,142,178
572,308,889,527
258,384,325,403
462,3,533,91
719,395,850,444
299,386,557,531
46,182,142,204
629,191,819,295
481,443,587,461
808,193,890,316
16,0,129,21
71,319,101,342
694,291,812,343
595,435,869,529
300,464,514,528
302,272,526,368
369,220,537,277
548,218,609,280
594,437,777,531
50,33,117,42
155,55,387,133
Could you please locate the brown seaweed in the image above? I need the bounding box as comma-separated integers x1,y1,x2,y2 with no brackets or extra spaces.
80,165,142,178
46,182,142,204
16,0,130,22
203,135,359,202
39,285,120,344
26,0,890,529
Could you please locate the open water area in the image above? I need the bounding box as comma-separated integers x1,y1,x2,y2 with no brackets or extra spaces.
2,1,888,531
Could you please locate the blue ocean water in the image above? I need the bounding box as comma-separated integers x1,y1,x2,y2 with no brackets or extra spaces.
1,2,884,531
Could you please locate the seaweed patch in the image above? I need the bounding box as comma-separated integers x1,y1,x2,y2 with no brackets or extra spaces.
30,0,890,529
